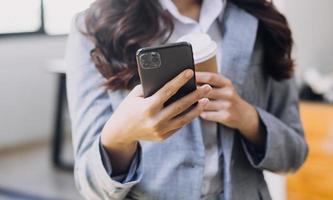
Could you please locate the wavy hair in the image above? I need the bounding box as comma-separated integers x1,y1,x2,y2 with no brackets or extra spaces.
83,0,294,90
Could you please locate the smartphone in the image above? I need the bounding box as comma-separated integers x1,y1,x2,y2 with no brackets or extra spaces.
136,42,197,107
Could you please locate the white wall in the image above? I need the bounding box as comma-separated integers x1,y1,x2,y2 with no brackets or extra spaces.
285,0,333,73
0,35,66,149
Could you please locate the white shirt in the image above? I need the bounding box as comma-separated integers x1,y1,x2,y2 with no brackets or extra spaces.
159,0,225,199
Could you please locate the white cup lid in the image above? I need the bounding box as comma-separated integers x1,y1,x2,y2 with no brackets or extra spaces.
177,33,217,64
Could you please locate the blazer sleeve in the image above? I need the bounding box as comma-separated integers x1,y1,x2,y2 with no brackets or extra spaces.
66,13,143,199
242,77,309,173
100,142,142,183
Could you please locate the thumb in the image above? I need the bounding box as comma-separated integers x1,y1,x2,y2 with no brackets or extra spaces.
129,84,144,97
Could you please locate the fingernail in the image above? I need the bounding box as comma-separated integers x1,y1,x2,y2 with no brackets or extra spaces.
185,70,193,78
202,85,212,92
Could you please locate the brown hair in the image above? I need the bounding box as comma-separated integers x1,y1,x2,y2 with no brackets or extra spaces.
83,0,294,91
232,0,294,81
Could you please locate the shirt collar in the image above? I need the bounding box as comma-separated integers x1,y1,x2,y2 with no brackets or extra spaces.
159,0,225,32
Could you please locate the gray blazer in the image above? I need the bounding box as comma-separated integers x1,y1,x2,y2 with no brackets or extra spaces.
66,3,308,200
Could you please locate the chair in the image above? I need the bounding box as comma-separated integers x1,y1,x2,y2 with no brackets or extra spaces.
47,59,73,171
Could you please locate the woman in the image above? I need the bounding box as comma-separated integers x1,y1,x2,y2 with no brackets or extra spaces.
66,0,308,199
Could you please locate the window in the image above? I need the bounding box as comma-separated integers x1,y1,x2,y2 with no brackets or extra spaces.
0,0,41,34
43,0,94,35
0,0,94,35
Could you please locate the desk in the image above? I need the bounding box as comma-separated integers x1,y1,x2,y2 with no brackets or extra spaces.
287,102,333,199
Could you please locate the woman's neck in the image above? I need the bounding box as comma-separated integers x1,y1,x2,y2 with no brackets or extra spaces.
172,0,203,22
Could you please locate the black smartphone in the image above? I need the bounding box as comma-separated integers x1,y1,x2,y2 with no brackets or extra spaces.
136,42,197,107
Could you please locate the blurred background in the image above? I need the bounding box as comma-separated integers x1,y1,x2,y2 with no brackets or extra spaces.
0,0,332,199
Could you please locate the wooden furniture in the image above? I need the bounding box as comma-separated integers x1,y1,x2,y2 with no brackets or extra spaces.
287,102,333,200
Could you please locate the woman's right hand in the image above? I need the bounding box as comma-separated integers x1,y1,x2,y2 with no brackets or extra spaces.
101,69,211,150
101,69,211,175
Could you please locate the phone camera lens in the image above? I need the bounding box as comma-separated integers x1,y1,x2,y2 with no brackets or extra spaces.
141,54,149,62
152,57,159,63
151,52,161,66
139,52,161,69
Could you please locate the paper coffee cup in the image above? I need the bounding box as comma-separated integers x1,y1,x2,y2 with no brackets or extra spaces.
177,33,218,73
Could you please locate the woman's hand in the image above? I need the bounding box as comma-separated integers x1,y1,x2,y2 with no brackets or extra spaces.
101,69,212,175
196,72,264,146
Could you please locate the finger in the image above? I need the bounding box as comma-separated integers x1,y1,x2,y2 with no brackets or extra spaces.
204,100,231,111
152,69,194,106
195,72,231,87
129,84,144,97
161,84,212,119
206,87,234,100
200,111,229,123
169,98,209,128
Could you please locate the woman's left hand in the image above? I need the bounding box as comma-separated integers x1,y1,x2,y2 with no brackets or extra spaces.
196,72,264,146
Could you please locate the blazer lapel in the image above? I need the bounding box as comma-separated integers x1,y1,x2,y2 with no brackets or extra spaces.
217,2,259,199
218,2,259,94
